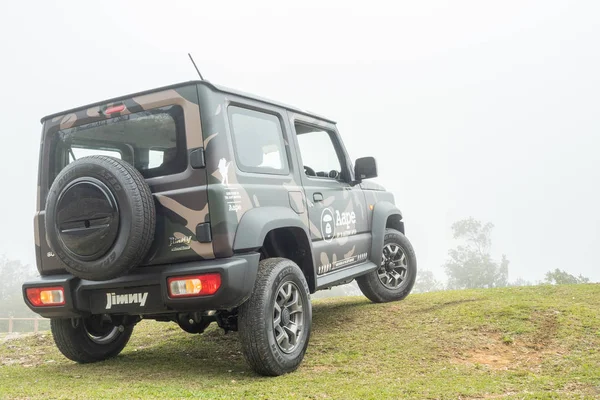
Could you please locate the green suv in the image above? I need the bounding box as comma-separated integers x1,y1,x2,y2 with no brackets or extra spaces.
23,80,417,376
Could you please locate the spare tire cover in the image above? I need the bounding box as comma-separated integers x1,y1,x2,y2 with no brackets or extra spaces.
45,155,156,281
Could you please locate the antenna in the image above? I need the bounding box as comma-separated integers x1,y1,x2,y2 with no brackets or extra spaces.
188,53,204,80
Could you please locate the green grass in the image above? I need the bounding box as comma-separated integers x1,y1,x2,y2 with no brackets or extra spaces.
1,284,599,399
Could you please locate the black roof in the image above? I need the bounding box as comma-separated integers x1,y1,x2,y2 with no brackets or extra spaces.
41,80,336,124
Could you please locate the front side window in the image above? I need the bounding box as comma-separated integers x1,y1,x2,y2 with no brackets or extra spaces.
295,123,344,180
52,105,186,182
229,106,288,175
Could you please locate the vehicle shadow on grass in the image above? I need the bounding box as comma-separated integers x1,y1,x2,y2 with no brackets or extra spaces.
41,297,375,380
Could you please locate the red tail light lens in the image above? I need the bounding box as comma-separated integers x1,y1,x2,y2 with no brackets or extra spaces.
167,274,221,298
26,287,65,306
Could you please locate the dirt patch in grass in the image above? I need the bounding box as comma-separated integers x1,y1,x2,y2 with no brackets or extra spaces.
451,308,566,371
452,339,561,371
1,352,49,367
458,346,513,370
528,309,559,350
452,312,564,371
0,333,55,367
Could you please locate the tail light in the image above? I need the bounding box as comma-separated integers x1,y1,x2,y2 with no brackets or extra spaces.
167,274,221,298
26,287,65,306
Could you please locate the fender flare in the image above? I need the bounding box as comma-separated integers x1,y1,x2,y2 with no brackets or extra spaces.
370,201,404,266
233,206,311,252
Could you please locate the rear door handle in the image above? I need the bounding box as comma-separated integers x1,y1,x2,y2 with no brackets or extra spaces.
313,193,323,202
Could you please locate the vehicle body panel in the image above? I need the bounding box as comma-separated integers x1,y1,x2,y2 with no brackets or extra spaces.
196,84,309,259
288,114,372,280
23,254,259,318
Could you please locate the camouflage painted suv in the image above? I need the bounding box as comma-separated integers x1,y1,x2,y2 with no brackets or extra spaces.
23,80,417,376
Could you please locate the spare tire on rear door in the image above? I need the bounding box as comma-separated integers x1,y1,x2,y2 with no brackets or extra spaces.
45,155,156,281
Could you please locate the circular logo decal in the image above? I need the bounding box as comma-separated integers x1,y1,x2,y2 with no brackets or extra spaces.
320,208,335,243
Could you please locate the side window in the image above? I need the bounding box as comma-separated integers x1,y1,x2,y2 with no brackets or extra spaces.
228,106,288,175
295,123,344,180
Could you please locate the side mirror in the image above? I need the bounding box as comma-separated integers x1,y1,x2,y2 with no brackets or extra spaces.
354,156,378,181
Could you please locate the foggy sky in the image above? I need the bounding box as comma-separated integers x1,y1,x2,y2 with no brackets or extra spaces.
1,0,598,283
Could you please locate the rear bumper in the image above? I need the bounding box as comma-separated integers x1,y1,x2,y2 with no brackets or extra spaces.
22,253,260,319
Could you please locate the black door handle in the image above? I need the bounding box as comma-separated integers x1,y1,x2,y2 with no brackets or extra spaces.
313,193,323,202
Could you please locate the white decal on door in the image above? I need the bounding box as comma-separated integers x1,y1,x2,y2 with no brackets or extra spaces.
320,207,358,241
335,210,356,229
320,208,335,242
218,158,231,186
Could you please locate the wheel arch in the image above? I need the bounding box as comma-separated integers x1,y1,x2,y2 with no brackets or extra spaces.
370,201,404,266
233,207,316,293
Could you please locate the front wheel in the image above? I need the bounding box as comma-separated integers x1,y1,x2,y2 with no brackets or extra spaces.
51,316,134,363
238,258,312,376
357,229,417,303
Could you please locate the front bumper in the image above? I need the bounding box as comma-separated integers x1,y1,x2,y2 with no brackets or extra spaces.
22,253,260,318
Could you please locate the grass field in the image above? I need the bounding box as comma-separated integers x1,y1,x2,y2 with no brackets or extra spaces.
1,284,599,399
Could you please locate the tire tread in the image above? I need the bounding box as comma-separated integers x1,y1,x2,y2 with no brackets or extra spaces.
46,155,155,281
357,229,417,303
51,318,133,363
238,258,311,376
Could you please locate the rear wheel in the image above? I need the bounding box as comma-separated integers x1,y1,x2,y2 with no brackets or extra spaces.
51,316,134,363
238,258,312,376
357,229,417,303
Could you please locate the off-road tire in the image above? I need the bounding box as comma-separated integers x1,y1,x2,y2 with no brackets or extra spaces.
51,318,134,363
357,229,417,303
238,258,312,376
45,155,155,281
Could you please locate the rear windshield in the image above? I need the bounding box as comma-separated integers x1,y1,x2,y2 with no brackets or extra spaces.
49,105,186,183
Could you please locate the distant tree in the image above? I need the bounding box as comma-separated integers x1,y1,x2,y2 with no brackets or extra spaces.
0,255,38,317
544,269,590,285
443,217,509,290
413,270,444,293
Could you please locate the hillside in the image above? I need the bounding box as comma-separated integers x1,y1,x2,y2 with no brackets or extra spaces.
1,285,599,399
